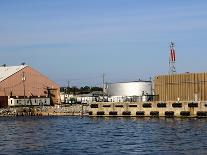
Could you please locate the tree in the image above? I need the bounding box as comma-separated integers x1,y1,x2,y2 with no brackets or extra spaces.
60,86,103,94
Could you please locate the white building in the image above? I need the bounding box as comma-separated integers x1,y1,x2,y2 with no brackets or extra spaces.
8,96,50,107
60,92,75,103
76,91,104,104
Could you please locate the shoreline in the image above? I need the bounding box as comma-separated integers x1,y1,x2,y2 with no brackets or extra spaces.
0,104,89,117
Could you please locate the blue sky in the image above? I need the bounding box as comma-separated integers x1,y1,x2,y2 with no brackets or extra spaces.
0,0,207,87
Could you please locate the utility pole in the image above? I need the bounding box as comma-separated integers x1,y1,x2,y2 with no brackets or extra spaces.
22,72,26,106
102,73,106,101
66,80,70,103
67,80,70,94
102,73,105,93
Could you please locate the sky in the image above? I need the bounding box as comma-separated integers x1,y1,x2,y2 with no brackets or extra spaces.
0,0,207,87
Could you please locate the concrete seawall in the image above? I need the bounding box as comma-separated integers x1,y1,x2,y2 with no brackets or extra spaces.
2,102,207,117
88,101,207,117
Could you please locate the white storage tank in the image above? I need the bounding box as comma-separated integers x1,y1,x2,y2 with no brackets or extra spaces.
104,81,152,97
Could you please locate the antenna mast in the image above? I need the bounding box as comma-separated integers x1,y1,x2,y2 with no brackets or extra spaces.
169,42,176,74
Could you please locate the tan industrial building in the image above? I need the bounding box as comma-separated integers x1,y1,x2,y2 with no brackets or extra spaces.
0,64,60,107
154,72,207,101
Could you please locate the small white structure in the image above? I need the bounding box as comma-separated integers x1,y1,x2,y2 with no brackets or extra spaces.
60,92,66,103
107,96,125,102
76,94,95,104
60,92,74,103
76,91,103,104
8,96,50,106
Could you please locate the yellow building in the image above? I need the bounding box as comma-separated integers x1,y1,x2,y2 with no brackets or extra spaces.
154,72,207,101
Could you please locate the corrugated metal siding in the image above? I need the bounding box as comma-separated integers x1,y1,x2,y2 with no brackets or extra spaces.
0,66,60,103
154,73,207,101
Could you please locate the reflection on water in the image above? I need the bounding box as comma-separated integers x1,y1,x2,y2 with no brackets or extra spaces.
0,116,207,154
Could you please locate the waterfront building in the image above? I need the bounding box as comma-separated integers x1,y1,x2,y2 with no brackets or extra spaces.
0,64,60,107
154,72,207,101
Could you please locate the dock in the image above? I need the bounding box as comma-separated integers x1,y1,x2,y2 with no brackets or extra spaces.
88,101,207,117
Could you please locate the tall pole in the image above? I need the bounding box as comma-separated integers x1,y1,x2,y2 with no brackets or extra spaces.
67,80,70,94
102,73,105,94
22,72,26,105
102,73,106,102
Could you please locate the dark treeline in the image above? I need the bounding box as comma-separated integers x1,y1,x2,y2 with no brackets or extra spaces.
60,86,103,94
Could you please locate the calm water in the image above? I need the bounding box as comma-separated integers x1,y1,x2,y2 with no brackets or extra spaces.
0,116,207,155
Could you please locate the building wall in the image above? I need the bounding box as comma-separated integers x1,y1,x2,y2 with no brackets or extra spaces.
0,96,8,108
8,97,50,107
0,66,60,104
154,72,207,101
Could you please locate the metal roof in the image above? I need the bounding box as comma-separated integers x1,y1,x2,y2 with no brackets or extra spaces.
106,80,151,85
0,65,27,82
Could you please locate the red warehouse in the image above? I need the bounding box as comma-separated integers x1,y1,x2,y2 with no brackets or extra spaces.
0,64,60,105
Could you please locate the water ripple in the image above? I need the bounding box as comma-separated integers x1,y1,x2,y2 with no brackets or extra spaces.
0,117,207,154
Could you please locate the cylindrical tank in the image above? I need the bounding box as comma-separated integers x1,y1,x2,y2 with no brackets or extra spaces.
104,81,152,96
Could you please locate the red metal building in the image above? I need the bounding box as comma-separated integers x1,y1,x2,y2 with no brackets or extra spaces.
0,65,60,106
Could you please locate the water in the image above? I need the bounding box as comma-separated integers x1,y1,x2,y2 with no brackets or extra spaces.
0,116,207,155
